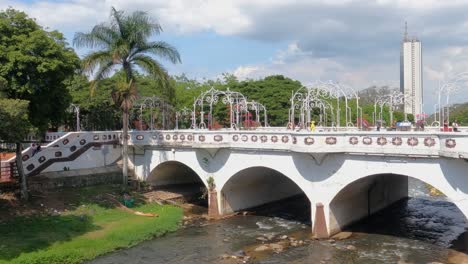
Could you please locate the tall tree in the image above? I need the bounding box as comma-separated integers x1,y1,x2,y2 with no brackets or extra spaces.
73,7,181,186
0,99,32,199
0,8,80,131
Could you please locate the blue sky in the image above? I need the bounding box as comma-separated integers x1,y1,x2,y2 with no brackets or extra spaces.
3,0,468,112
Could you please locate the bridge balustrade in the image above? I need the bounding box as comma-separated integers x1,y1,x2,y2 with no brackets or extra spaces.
6,131,121,176
128,130,468,159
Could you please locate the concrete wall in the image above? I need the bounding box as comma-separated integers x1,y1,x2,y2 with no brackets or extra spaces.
328,174,408,235
220,167,304,214
29,166,122,191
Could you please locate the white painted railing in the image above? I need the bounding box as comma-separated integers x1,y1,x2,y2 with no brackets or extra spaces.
7,131,121,175
129,130,468,159
5,129,468,176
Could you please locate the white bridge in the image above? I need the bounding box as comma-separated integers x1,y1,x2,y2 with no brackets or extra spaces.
6,129,468,238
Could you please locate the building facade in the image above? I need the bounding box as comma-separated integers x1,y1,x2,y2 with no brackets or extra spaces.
400,27,423,119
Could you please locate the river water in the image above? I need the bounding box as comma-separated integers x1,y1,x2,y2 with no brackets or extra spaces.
90,179,467,264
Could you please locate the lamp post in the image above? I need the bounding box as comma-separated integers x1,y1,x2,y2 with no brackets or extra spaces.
70,104,80,131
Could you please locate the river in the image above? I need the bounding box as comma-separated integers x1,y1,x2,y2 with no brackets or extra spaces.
90,179,467,264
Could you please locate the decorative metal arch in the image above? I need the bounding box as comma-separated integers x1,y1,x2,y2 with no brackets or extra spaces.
434,72,468,127
192,87,252,129
132,96,175,130
289,84,336,129
175,107,193,130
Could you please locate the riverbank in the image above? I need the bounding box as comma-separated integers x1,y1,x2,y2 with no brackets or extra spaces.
0,184,183,264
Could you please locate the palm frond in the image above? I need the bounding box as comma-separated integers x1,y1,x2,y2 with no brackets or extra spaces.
129,41,181,64
81,51,113,72
131,54,168,80
73,24,117,49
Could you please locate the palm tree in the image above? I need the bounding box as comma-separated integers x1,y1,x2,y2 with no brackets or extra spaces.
74,7,181,187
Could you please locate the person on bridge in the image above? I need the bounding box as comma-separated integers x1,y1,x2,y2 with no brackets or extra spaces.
452,120,459,132
310,121,316,132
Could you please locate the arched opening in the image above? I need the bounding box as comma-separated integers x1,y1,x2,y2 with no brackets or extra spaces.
148,161,206,207
220,167,311,224
329,174,467,255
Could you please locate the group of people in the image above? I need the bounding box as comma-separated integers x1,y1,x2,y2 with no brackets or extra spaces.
30,143,41,157
443,120,460,132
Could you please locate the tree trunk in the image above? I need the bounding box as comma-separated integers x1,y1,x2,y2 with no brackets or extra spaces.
122,105,129,189
15,142,28,200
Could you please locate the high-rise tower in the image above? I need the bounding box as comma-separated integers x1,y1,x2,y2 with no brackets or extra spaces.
400,22,423,119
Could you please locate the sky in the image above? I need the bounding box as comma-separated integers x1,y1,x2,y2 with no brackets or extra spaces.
3,0,468,113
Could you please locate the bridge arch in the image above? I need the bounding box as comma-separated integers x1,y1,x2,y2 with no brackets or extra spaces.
327,172,468,236
147,160,207,188
219,166,312,222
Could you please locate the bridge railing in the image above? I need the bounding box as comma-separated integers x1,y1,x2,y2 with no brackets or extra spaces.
128,130,468,159
7,131,121,176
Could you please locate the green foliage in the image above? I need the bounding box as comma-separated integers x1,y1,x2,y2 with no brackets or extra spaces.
206,175,215,189
232,75,302,126
0,99,32,142
0,8,80,131
0,185,182,264
446,102,468,125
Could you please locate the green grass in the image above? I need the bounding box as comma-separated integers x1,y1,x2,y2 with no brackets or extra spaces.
0,186,183,264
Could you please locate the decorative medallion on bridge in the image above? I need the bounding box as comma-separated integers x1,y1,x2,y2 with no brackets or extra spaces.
158,134,164,140
70,146,77,152
165,135,171,140
102,135,107,140
392,137,402,146
241,135,248,142
136,135,144,140
62,138,69,145
325,137,337,145
292,136,297,144
424,137,436,147
187,135,194,141
232,135,239,142
214,135,223,142
93,135,100,140
304,137,315,145
173,135,178,140
55,151,62,157
445,138,456,148
38,156,46,163
152,135,157,140
260,135,268,143
281,136,289,143
79,139,86,145
198,135,206,142
26,164,35,171
363,137,373,145
22,155,29,161
377,136,387,146
407,137,419,147
251,135,258,142
349,137,358,145
271,136,278,143
180,135,186,141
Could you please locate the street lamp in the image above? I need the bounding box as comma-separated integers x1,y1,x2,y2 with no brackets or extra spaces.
70,104,80,131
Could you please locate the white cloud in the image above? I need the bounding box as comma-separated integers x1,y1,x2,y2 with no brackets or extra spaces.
3,0,468,111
